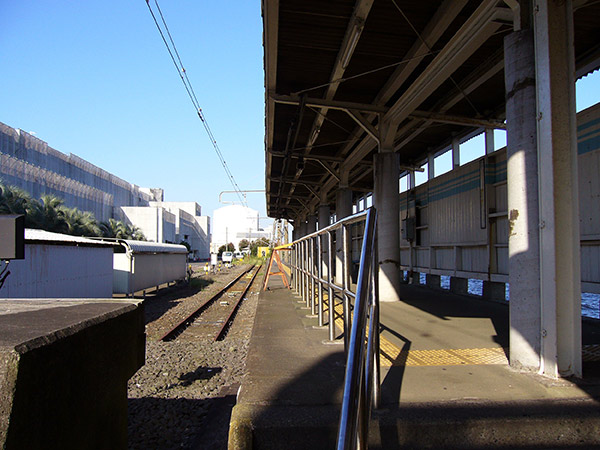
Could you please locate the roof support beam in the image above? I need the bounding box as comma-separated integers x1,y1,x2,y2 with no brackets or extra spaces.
395,49,504,150
283,0,376,211
271,94,388,114
263,0,279,202
385,1,503,125
340,1,504,174
347,110,380,143
317,160,341,182
268,149,371,167
408,110,505,129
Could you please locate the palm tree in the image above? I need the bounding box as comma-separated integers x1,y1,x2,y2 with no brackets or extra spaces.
62,207,100,237
0,182,43,228
99,218,122,238
0,182,31,215
32,195,69,234
128,225,146,241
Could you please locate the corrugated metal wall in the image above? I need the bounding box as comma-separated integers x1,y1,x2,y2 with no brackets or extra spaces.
578,105,600,292
2,244,114,298
112,252,187,294
398,104,600,292
132,253,186,292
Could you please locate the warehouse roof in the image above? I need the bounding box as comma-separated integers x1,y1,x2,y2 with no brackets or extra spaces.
25,229,119,248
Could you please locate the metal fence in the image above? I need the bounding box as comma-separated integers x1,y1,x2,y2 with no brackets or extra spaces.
288,207,379,449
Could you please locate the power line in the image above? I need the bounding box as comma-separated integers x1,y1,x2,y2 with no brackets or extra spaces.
144,0,247,206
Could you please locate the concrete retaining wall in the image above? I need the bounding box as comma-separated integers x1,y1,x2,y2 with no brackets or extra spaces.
0,299,145,450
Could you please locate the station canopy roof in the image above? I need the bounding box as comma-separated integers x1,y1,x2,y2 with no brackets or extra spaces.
263,0,600,220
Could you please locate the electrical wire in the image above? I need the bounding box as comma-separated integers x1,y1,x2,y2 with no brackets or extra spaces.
144,0,247,206
291,49,441,96
389,0,482,117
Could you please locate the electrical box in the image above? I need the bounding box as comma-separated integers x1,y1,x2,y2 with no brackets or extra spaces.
402,217,415,242
0,215,25,259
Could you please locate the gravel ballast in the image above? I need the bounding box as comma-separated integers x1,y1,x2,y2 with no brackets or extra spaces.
127,264,260,450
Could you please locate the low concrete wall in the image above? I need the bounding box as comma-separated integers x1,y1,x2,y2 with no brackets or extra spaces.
0,299,145,450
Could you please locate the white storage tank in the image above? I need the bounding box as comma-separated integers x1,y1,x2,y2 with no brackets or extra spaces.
112,240,188,296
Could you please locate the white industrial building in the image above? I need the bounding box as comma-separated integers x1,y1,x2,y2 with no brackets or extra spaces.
118,201,210,260
0,122,210,260
212,204,271,251
0,122,161,222
118,206,177,244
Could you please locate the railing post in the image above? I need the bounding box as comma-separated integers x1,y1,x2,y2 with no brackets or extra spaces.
303,240,309,307
300,241,306,302
292,244,297,292
318,234,324,326
372,242,381,409
336,207,377,450
295,244,299,293
328,230,335,341
343,223,351,351
310,237,316,315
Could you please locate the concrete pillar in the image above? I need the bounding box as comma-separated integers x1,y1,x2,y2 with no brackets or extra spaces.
318,204,330,231
319,202,331,278
483,281,505,302
450,277,468,295
505,28,542,372
534,0,581,378
335,185,353,285
374,124,401,302
426,274,441,290
306,214,317,235
299,219,308,238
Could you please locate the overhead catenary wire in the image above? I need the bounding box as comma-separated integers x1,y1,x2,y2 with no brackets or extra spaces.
144,0,247,206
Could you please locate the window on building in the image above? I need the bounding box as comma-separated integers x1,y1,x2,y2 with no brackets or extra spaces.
494,129,507,150
460,133,485,165
434,150,452,176
576,69,600,112
399,174,409,193
415,162,428,186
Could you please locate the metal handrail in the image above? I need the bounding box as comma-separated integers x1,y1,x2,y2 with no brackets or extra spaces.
288,207,379,449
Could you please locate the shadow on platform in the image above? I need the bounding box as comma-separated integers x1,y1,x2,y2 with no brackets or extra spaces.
229,275,600,449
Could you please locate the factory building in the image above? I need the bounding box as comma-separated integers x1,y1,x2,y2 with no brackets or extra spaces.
0,122,160,221
0,121,211,259
119,202,210,260
212,204,271,252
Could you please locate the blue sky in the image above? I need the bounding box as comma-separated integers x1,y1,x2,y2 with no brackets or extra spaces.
1,2,599,221
0,1,267,223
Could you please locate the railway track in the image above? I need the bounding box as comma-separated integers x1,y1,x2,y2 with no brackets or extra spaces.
159,264,262,342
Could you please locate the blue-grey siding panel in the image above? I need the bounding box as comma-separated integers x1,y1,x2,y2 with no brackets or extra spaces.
399,103,600,288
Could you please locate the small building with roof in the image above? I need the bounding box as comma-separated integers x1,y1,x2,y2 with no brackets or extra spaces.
0,229,118,298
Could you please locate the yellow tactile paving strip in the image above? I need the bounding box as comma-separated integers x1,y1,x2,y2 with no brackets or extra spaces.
313,293,600,367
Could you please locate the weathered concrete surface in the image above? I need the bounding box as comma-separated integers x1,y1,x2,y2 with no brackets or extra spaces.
230,278,600,449
0,299,144,450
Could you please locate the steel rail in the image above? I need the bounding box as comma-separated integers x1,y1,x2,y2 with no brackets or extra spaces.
159,265,255,341
214,264,262,341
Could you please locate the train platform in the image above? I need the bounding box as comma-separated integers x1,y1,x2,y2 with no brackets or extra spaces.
0,299,144,450
229,275,600,449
